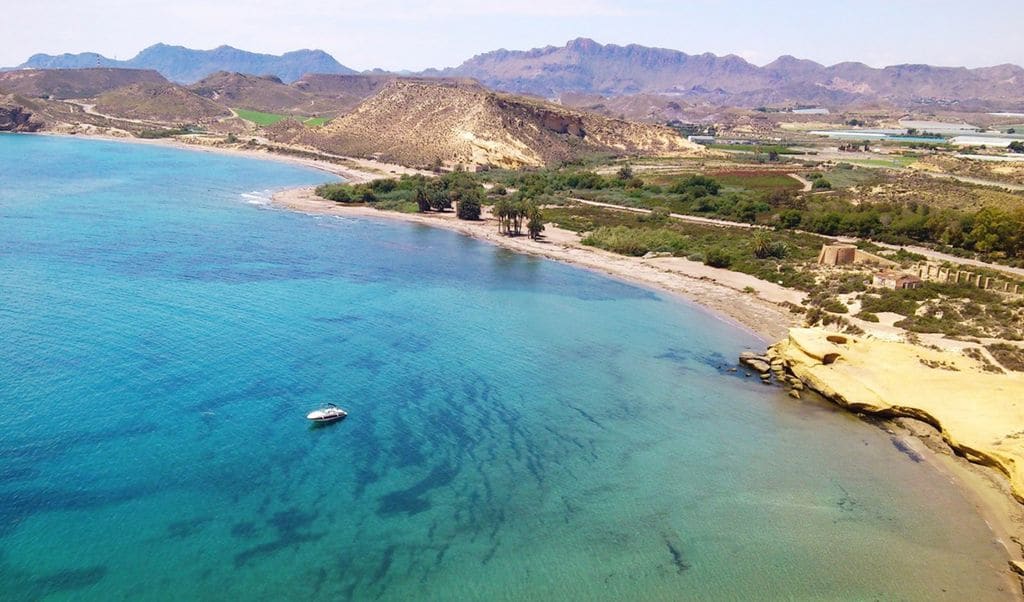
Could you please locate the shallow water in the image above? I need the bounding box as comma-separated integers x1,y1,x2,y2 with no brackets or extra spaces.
0,134,1013,600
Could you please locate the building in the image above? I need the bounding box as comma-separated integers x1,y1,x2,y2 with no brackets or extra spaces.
873,270,922,290
817,244,857,265
817,244,898,267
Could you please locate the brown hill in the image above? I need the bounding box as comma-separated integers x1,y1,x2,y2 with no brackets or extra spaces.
0,68,168,99
271,78,703,168
93,83,231,123
0,94,43,131
189,71,340,116
290,74,395,114
428,38,1024,110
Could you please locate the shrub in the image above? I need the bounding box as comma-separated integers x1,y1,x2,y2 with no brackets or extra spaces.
640,207,671,223
704,247,733,268
581,226,689,256
316,183,355,203
457,196,481,220
670,175,721,197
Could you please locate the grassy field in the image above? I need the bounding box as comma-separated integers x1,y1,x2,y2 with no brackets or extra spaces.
845,157,918,169
235,108,329,127
711,170,802,192
823,165,887,189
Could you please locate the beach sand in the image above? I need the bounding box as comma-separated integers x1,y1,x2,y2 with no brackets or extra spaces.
272,187,803,342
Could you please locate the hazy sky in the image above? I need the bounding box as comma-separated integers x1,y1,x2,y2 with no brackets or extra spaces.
4,0,1021,70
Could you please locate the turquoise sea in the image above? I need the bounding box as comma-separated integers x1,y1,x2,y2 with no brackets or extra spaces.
0,134,1013,600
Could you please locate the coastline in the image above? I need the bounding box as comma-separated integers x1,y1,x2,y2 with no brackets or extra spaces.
276,187,1024,593
16,131,1021,590
271,186,803,343
27,131,421,184
771,329,1024,591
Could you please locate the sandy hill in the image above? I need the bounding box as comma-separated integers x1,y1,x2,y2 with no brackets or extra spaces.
0,68,168,100
271,78,703,168
94,83,231,123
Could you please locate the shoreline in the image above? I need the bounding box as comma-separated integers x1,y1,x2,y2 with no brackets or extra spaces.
271,186,804,343
771,329,1024,592
26,130,419,184
15,132,1021,590
276,187,1024,593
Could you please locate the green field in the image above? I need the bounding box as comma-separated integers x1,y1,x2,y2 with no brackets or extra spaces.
234,108,329,127
845,157,918,169
707,144,803,155
711,171,802,192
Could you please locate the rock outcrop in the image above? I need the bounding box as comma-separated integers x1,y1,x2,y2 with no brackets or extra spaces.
0,97,42,131
769,328,1024,501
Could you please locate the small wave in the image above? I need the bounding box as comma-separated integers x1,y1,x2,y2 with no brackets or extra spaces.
239,190,273,206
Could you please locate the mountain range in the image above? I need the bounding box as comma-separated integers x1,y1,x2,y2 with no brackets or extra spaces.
7,39,1024,109
14,44,355,84
432,38,1024,109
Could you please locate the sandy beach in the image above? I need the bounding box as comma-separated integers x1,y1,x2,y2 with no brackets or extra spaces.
275,187,1024,591
272,186,803,342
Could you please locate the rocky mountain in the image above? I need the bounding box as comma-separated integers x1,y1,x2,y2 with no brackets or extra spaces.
271,78,703,168
0,68,168,99
14,44,356,84
430,38,1024,109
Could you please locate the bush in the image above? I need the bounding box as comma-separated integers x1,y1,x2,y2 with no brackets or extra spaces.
751,232,789,259
316,183,355,203
670,175,721,197
704,247,733,268
812,178,833,190
581,226,690,256
640,207,671,223
457,196,482,220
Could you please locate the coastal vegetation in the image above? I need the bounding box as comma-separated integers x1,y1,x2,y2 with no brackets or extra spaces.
460,166,1024,265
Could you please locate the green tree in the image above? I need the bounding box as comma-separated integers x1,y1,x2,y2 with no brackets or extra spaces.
414,188,430,212
456,190,482,220
617,164,634,180
428,189,451,212
527,204,545,240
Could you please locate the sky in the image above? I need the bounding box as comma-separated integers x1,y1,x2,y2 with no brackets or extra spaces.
3,0,1021,71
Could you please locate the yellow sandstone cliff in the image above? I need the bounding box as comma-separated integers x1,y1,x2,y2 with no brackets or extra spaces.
770,328,1024,501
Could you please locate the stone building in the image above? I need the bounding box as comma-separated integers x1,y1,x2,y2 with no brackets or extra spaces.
873,270,922,290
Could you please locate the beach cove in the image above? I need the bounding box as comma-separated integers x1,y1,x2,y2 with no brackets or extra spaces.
0,134,1018,599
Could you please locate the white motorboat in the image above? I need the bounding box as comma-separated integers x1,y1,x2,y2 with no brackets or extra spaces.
306,403,348,423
